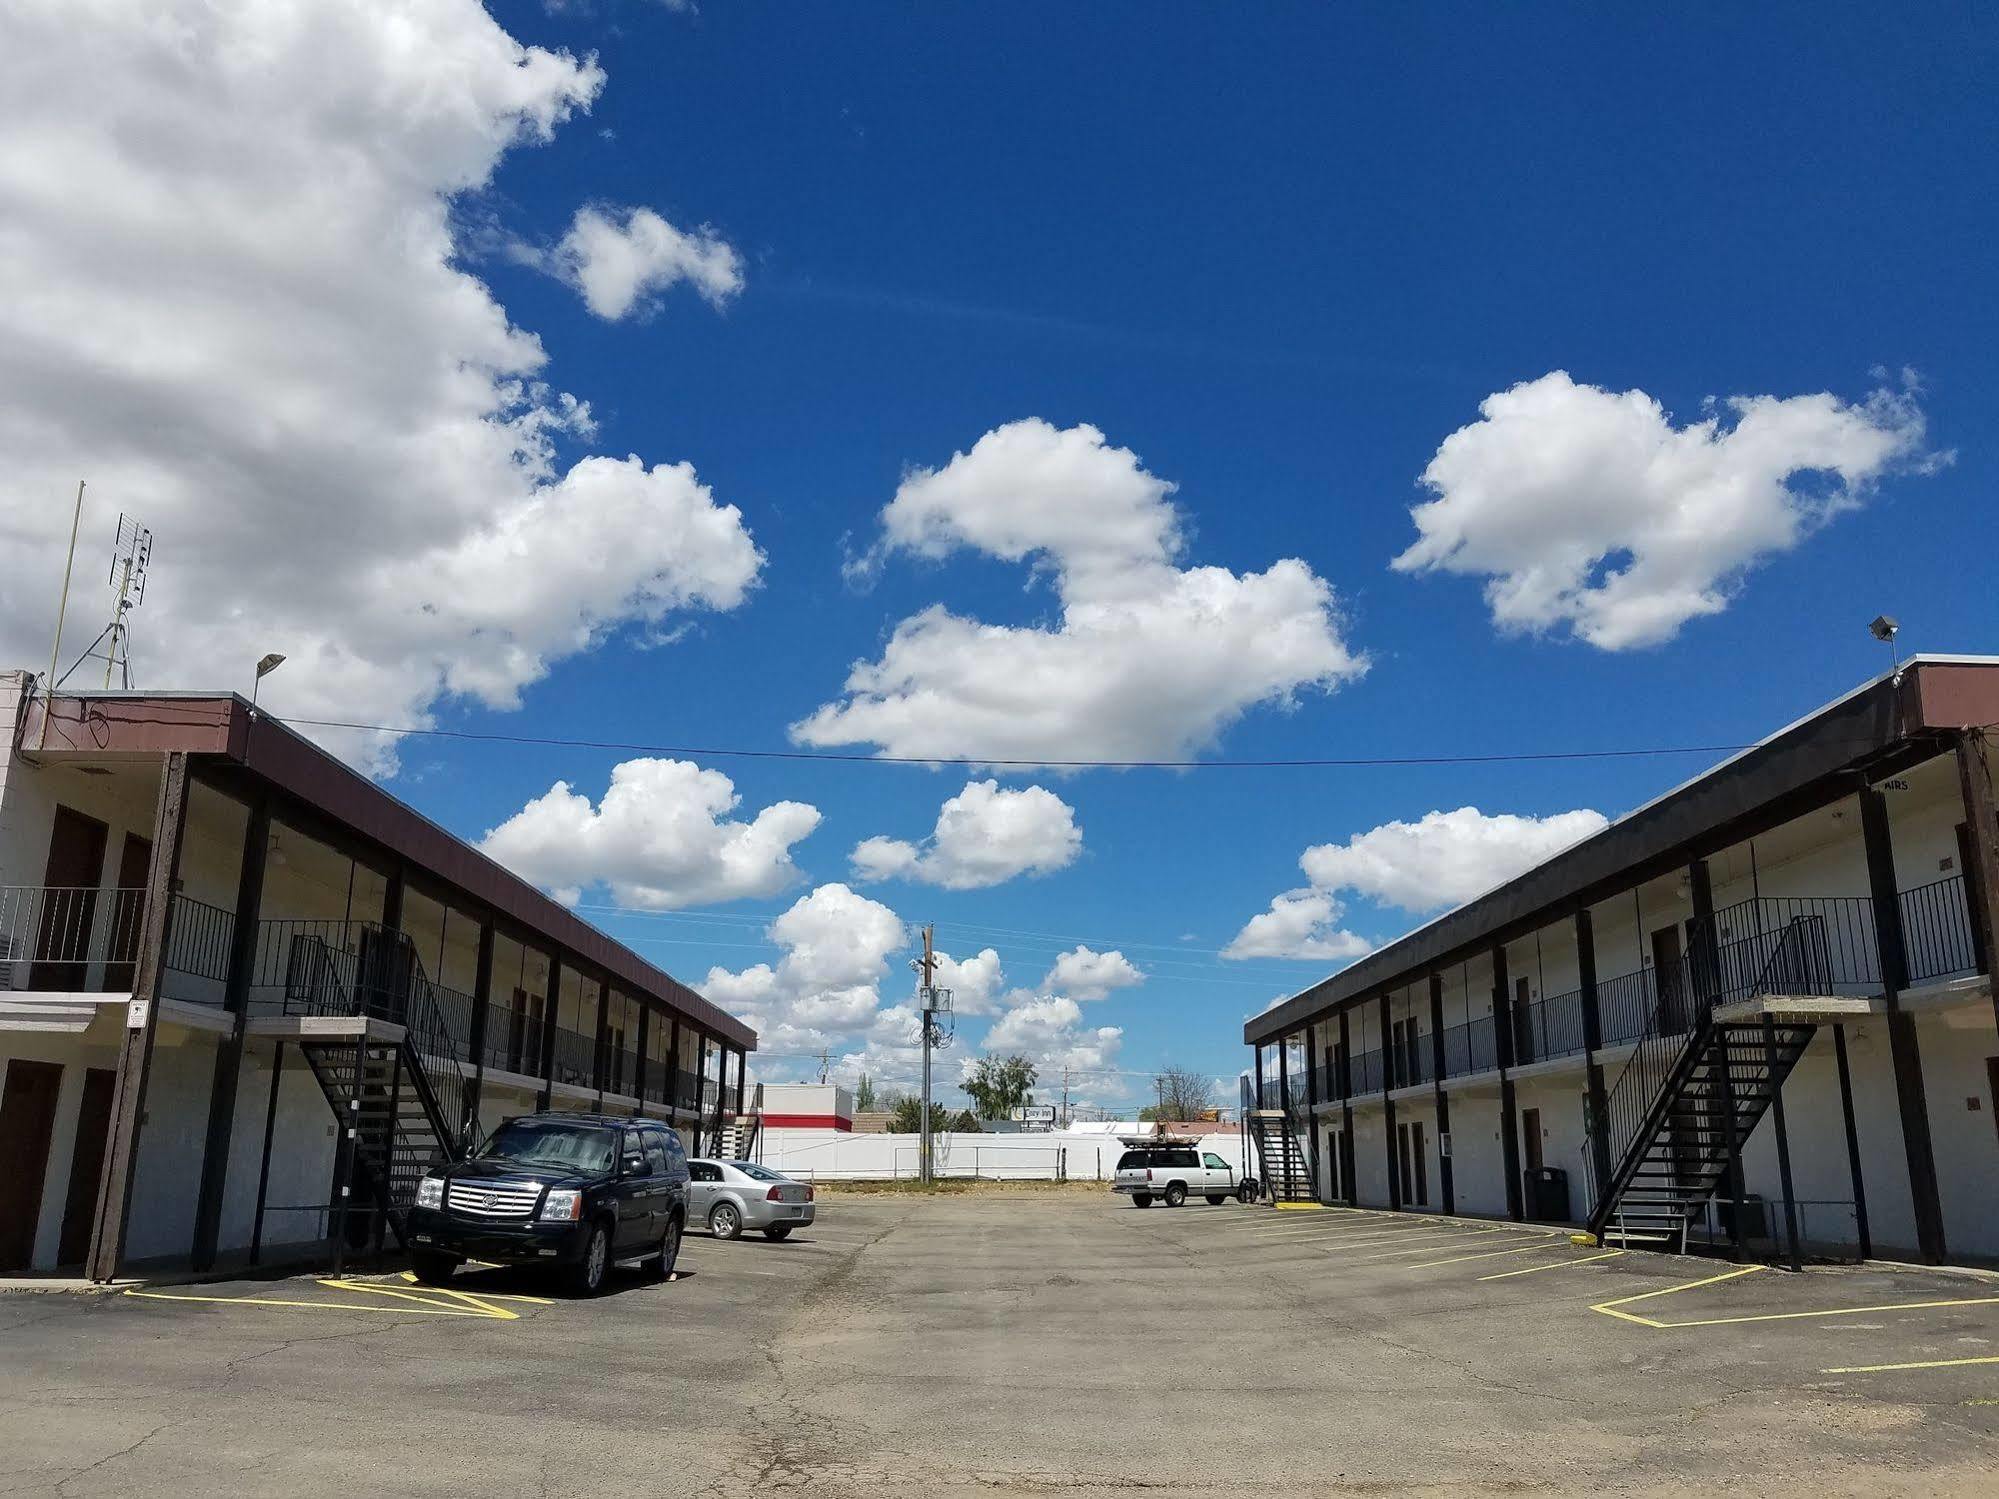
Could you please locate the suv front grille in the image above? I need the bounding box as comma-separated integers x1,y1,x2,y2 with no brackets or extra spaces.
447,1180,541,1218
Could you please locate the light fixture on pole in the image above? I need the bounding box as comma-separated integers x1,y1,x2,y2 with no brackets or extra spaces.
1868,615,1900,675
252,652,286,712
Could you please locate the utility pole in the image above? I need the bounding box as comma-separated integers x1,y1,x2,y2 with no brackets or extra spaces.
815,1048,833,1085
1061,1065,1073,1131
918,924,937,1185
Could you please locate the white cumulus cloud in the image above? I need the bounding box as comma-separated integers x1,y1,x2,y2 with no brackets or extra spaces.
1224,806,1607,962
795,419,1367,764
0,0,759,774
702,884,911,1059
850,780,1082,889
931,947,1006,1016
1393,371,1940,649
548,203,744,321
1043,945,1143,1000
480,758,820,909
981,996,1124,1079
1222,891,1373,963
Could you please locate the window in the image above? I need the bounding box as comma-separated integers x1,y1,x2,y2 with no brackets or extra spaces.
621,1129,647,1172
660,1131,686,1167
689,1161,722,1183
1115,1151,1147,1171
1202,1153,1229,1171
732,1161,782,1181
641,1130,668,1175
479,1119,614,1174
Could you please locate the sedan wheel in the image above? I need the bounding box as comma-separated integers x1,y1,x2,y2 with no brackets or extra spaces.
710,1202,743,1241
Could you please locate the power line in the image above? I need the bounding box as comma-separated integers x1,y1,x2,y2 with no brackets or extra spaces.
279,712,1755,772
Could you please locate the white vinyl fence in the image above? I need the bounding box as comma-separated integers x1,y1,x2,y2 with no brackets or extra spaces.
756,1128,1247,1184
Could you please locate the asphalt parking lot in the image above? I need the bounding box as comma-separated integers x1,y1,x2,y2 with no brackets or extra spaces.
3,1193,1997,1495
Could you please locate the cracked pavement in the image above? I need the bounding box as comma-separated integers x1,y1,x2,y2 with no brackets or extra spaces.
2,1194,1997,1495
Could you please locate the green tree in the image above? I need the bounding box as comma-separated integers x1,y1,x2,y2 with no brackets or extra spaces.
949,1109,980,1133
960,1055,1037,1119
889,1096,952,1134
854,1074,878,1112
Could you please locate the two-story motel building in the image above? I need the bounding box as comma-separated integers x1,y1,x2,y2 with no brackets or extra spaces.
0,672,755,1279
1244,657,1999,1265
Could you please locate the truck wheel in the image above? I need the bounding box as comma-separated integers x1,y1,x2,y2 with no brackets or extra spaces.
1206,1194,1226,1206
1164,1183,1187,1208
566,1222,611,1297
710,1202,743,1241
410,1250,458,1286
1131,1193,1152,1208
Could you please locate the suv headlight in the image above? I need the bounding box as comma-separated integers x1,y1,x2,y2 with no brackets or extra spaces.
540,1188,583,1222
415,1175,444,1210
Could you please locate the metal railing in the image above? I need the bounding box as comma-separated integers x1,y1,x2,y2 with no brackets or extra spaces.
1900,875,1978,984
1509,986,1587,1066
1350,1047,1383,1094
0,885,147,992
1441,1014,1498,1078
549,1025,596,1088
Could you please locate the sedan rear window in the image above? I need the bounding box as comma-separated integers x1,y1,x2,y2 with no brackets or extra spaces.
731,1162,782,1181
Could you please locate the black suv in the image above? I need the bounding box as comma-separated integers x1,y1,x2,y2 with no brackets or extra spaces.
406,1112,689,1295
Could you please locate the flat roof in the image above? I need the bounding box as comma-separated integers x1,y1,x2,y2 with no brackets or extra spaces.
14,681,755,1051
1245,656,1999,1046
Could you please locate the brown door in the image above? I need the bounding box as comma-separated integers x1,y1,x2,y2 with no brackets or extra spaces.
1650,923,1686,1035
57,1068,117,1265
1396,1122,1412,1202
30,807,109,990
100,833,151,993
1411,1121,1429,1206
1521,1106,1544,1172
0,1059,65,1270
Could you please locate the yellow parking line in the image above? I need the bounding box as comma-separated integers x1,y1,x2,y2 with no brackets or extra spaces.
1479,1250,1625,1281
1343,1228,1522,1262
394,1271,554,1305
1402,1242,1566,1270
123,1288,506,1319
1590,1265,1766,1327
1654,1294,1999,1331
1824,1354,1999,1374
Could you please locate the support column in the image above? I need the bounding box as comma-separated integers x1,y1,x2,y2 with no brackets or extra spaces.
1576,907,1614,1205
593,975,610,1108
1338,1008,1356,1207
633,1003,651,1116
1833,1022,1873,1259
1954,730,1999,1028
668,1015,683,1118
191,792,272,1270
1303,1020,1322,1201
535,954,562,1112
1276,1035,1291,1114
733,1046,746,1115
1428,972,1454,1215
1859,783,1947,1262
1380,992,1400,1211
248,1041,285,1267
1253,1045,1266,1110
464,920,495,1135
710,1036,727,1147
1762,1018,1802,1271
1493,944,1522,1222
86,751,190,1283
1688,859,1721,1010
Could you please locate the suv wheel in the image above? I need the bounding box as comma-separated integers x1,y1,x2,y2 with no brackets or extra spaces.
1164,1182,1187,1208
566,1221,611,1297
1131,1192,1152,1208
710,1201,743,1241
1206,1194,1227,1206
410,1250,458,1286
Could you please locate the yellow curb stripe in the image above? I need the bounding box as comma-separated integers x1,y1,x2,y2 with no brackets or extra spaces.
1590,1264,1767,1327
1479,1250,1625,1281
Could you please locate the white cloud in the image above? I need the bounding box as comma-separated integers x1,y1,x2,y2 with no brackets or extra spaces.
794,419,1367,764
1299,806,1609,913
931,947,1005,1016
1043,945,1143,1000
981,996,1124,1078
480,758,819,908
850,779,1081,889
1224,805,1608,962
1222,890,1373,962
1393,371,1940,649
548,203,743,321
702,884,911,1059
0,1,758,774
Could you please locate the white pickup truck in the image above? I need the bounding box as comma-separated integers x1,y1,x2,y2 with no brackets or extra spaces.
1113,1143,1238,1207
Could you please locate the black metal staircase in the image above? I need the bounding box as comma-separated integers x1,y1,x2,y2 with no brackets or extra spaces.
284,926,471,1257
1587,915,1829,1254
1247,1110,1313,1202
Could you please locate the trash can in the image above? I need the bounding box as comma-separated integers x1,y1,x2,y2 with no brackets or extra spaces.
1716,1192,1768,1242
1523,1166,1570,1222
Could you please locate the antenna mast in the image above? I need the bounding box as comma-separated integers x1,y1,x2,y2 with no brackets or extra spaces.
57,512,152,690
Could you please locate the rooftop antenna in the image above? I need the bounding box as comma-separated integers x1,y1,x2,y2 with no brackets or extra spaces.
58,512,152,690
40,480,87,749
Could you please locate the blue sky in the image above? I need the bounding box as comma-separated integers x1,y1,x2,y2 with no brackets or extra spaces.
6,2,1995,1110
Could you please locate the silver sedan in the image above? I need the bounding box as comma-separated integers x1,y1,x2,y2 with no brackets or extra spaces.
686,1158,817,1241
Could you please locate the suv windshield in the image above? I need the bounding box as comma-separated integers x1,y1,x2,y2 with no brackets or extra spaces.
479,1119,615,1174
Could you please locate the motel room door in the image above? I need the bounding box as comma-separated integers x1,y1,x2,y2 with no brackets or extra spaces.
29,806,109,991
0,1059,65,1270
